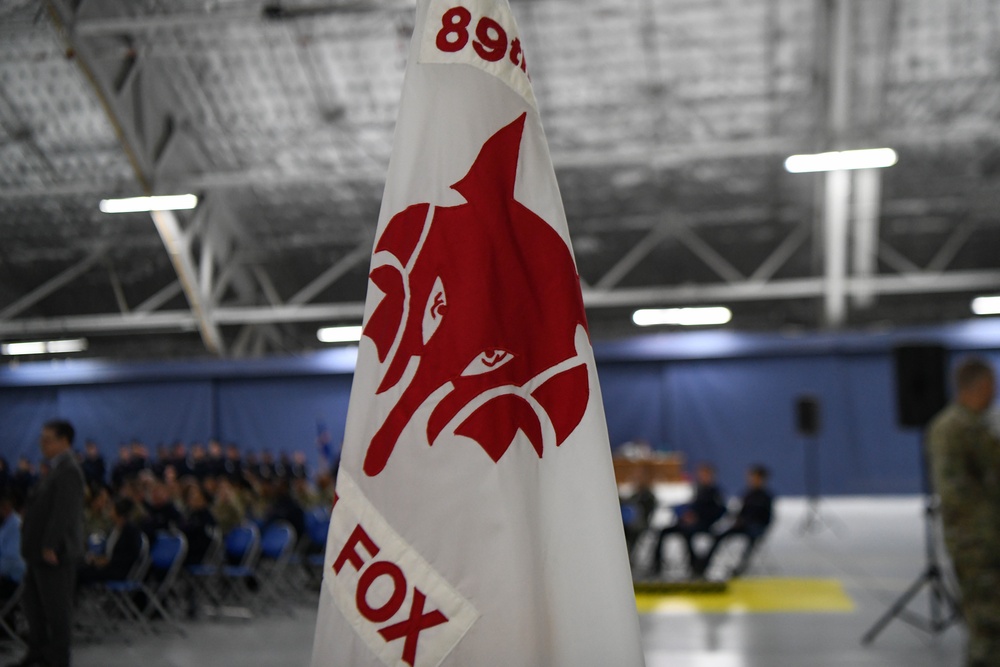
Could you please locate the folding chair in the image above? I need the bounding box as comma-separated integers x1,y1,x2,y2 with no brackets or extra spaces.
304,508,330,571
216,523,261,618
86,533,153,637
255,521,297,614
702,526,774,581
651,529,705,581
142,531,188,634
182,526,225,592
288,508,329,592
0,581,25,650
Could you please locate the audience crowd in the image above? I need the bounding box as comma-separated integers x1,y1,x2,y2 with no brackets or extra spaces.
0,438,339,602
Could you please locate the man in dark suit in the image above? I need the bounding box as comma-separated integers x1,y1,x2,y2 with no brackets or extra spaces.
18,419,85,667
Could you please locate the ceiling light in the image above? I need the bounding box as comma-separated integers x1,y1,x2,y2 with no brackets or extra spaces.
99,194,198,213
1,338,88,356
632,307,733,327
971,295,1000,316
317,325,363,343
784,148,898,173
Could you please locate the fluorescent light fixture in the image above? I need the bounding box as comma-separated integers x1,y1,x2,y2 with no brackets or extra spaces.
1,342,46,356
317,325,363,343
1,338,88,356
632,307,733,327
99,194,198,213
45,338,89,353
971,295,1000,316
784,148,898,173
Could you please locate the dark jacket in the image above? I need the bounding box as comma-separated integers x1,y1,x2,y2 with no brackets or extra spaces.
690,483,727,529
101,522,144,581
735,488,773,529
180,508,217,565
21,452,85,566
141,501,183,539
79,521,143,584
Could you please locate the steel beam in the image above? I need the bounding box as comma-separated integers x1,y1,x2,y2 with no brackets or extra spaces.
851,168,881,308
0,310,201,336
3,119,1000,199
213,303,366,325
0,302,365,336
593,223,670,291
672,223,744,284
2,270,998,338
823,169,850,327
104,258,131,313
878,241,922,275
583,270,1000,310
288,240,372,306
926,220,978,273
748,224,810,283
134,281,183,314
70,2,414,36
0,246,107,320
151,210,225,355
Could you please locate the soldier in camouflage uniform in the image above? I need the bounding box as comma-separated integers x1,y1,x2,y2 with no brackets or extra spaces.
927,357,1000,667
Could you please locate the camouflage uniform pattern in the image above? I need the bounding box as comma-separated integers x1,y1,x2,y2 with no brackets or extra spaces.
928,403,1000,667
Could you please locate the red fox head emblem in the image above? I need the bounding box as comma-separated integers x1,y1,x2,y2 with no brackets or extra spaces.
361,114,590,477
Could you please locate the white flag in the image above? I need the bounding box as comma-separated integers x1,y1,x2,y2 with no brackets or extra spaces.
310,1,645,665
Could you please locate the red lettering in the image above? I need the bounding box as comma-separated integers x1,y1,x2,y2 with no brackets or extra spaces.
436,6,471,53
509,37,522,66
473,17,507,62
378,588,448,667
333,524,380,574
434,6,529,77
356,560,407,623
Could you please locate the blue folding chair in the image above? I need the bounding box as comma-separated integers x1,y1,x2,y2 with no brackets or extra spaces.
143,531,188,634
87,533,152,637
256,520,297,613
183,524,224,614
217,523,261,617
305,508,330,568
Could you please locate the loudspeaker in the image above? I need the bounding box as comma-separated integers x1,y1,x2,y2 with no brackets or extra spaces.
795,395,820,436
894,344,948,427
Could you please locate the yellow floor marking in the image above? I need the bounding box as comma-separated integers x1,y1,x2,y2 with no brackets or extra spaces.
635,577,855,615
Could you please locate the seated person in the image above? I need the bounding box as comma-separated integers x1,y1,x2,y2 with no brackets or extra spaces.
266,479,305,539
178,484,217,565
0,491,25,599
78,498,143,585
653,463,726,576
84,484,114,545
620,467,658,560
141,481,183,538
212,478,246,535
699,464,774,577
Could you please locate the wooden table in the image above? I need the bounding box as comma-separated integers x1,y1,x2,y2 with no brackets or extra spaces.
613,453,686,485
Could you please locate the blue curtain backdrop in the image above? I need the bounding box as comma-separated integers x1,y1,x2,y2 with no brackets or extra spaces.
658,355,919,496
0,386,58,463
215,375,353,476
56,381,214,452
595,363,664,450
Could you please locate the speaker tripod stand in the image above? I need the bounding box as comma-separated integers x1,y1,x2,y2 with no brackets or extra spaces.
794,434,842,536
861,482,961,643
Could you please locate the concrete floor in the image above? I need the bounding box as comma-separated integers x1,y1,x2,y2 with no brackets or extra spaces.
1,497,967,667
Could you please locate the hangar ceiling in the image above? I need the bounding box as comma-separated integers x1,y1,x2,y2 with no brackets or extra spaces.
1,0,999,360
